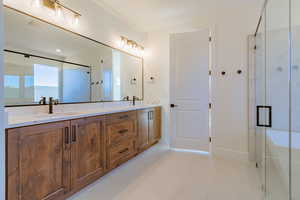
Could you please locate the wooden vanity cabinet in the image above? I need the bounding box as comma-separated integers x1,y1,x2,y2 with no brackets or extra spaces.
138,107,162,152
6,107,161,200
6,121,71,200
150,107,162,144
69,116,105,192
105,111,138,170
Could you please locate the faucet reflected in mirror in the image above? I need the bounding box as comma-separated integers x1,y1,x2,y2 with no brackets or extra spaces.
39,96,47,105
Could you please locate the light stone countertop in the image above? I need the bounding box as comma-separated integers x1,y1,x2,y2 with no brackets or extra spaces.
6,104,161,129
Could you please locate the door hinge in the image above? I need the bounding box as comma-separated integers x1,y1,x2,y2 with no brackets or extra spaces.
209,103,212,109
209,70,212,76
254,45,257,50
209,137,212,143
209,37,212,42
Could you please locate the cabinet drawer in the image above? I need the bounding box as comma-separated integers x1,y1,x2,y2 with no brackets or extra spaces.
107,139,137,169
106,111,137,123
106,120,137,145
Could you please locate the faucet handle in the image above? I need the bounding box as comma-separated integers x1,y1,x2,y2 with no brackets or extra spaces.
122,96,130,101
53,99,59,105
39,96,46,105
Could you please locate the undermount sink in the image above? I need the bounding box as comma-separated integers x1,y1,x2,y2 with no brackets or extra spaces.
33,112,83,118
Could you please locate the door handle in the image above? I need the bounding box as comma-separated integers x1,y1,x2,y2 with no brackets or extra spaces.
65,127,70,145
170,104,178,108
118,129,129,134
119,148,129,154
256,105,272,127
72,125,77,143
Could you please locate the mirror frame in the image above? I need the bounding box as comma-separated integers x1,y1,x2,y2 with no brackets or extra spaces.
4,5,144,107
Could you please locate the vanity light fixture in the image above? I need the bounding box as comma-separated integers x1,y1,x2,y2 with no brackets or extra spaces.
119,36,145,57
30,0,81,26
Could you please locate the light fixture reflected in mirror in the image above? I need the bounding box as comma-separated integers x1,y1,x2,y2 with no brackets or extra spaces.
31,0,42,8
55,3,64,20
73,14,80,26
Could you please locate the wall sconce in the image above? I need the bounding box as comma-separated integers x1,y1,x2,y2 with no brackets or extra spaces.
119,36,144,57
30,0,81,26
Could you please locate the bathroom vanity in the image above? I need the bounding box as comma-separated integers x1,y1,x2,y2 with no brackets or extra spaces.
3,5,159,200
6,105,161,200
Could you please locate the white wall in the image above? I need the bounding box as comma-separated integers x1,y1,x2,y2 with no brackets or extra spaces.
211,1,261,161
144,1,261,160
144,32,170,146
0,0,5,198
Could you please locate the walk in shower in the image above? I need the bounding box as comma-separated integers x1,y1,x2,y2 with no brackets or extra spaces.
253,0,300,199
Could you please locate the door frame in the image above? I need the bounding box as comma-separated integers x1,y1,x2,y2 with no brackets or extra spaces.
169,27,215,153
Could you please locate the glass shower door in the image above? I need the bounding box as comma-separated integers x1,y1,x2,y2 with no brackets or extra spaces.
255,12,267,194
265,0,291,199
291,0,300,199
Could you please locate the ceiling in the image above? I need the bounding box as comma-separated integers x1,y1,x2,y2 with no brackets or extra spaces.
92,0,264,32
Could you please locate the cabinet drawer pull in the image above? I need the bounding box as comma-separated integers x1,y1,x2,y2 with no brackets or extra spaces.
119,148,129,154
119,115,129,119
118,129,129,134
65,127,69,145
72,125,77,143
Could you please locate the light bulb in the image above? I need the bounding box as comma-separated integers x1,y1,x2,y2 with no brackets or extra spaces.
127,41,133,49
55,5,63,18
120,37,126,48
73,14,80,26
31,0,42,8
140,47,145,57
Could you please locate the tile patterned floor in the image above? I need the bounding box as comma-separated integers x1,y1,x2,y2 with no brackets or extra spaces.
68,145,263,200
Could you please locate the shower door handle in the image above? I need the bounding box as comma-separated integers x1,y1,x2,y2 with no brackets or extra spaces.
256,105,272,128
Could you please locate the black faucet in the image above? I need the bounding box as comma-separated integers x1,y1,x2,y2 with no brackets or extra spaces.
48,97,59,114
49,97,54,114
132,96,136,106
122,96,130,101
39,96,46,105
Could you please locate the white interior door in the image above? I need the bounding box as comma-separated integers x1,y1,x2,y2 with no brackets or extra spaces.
170,30,210,152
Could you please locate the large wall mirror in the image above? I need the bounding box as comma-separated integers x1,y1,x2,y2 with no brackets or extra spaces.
4,7,143,106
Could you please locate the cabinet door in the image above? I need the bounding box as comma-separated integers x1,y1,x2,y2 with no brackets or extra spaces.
149,107,162,144
138,109,150,151
7,121,71,200
70,116,105,191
